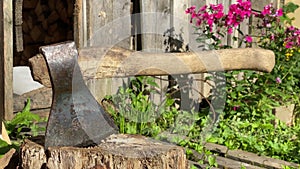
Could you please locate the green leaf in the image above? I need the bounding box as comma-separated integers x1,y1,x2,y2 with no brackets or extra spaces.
207,136,219,143
283,2,299,14
208,155,217,167
0,140,19,157
0,139,9,148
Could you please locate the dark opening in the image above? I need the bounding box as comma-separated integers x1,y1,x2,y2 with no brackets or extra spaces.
14,0,75,66
131,0,142,51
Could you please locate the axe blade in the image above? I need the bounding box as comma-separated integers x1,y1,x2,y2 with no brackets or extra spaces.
40,42,118,148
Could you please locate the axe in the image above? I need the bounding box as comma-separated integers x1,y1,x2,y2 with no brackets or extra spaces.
40,42,118,148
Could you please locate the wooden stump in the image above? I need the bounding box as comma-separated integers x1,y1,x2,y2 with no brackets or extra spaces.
20,134,188,169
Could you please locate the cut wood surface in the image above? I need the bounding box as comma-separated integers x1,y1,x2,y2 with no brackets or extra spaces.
30,46,275,87
20,134,188,169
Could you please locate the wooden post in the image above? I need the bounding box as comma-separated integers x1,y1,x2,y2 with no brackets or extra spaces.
0,0,13,126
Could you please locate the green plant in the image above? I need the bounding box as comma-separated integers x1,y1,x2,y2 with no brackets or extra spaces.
104,1,300,166
104,76,220,168
105,76,201,137
5,98,46,140
0,99,46,158
0,98,46,158
186,0,300,165
0,139,19,158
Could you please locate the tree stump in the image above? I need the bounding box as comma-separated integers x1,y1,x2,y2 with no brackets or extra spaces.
20,134,188,169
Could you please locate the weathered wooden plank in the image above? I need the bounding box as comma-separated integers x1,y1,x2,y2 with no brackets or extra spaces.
14,0,23,25
112,0,131,49
15,25,24,52
0,0,13,124
74,0,132,102
13,87,52,113
140,0,174,109
74,0,84,48
188,0,213,100
205,143,300,168
140,0,170,51
173,0,189,49
189,160,219,169
188,0,206,50
227,149,300,168
215,156,265,169
0,2,3,133
77,0,131,48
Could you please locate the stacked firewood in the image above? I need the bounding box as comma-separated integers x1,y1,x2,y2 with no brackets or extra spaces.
16,0,74,65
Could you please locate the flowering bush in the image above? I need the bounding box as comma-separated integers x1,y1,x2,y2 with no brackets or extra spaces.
186,1,300,163
185,0,299,50
186,0,300,112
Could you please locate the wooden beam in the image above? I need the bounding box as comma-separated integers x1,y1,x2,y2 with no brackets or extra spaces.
0,0,13,124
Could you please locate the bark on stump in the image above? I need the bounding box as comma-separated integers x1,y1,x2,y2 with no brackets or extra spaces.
20,134,188,169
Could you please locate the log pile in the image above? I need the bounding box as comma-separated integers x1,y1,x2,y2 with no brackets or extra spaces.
15,0,74,65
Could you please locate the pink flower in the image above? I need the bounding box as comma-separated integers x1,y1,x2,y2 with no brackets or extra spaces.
210,4,223,11
200,5,207,12
276,8,283,16
245,35,253,43
262,4,272,16
288,26,295,31
214,11,224,19
185,6,196,14
276,77,282,84
227,27,233,34
233,105,240,111
285,42,294,49
225,0,252,27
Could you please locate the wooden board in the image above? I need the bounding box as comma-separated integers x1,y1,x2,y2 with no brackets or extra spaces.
140,0,170,51
204,143,300,168
140,0,174,109
74,0,132,103
14,0,23,52
75,0,131,48
0,0,13,125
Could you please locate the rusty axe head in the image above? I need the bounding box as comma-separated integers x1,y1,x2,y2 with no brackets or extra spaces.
40,42,118,148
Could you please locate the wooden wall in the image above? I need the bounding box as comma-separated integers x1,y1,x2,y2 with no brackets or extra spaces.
74,0,280,109
0,0,280,123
